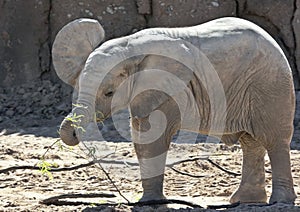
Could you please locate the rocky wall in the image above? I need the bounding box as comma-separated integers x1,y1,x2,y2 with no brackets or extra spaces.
0,0,300,89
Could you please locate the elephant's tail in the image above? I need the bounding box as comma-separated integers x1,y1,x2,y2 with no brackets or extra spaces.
52,18,105,86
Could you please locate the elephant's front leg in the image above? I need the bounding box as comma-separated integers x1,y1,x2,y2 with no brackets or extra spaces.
134,139,168,201
230,133,267,203
131,113,177,201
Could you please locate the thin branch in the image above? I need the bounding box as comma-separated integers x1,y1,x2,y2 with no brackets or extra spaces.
170,167,209,178
205,158,241,177
41,193,116,205
0,165,39,174
132,199,203,208
34,139,61,166
40,194,203,208
166,156,208,167
93,160,130,203
207,201,240,209
78,141,131,203
0,162,96,174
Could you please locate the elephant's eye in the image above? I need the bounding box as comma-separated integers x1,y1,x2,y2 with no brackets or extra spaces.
105,91,114,97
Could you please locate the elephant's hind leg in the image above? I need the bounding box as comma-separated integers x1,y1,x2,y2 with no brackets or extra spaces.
230,133,267,203
265,136,296,204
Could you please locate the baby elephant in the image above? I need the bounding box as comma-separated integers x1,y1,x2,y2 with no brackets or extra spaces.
52,17,296,204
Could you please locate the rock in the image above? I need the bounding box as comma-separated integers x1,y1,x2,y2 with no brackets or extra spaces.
17,88,25,95
0,94,7,102
0,0,50,87
40,94,54,106
50,0,146,42
22,93,31,99
243,0,294,49
55,102,71,113
31,92,42,102
148,0,236,27
23,108,32,115
293,0,300,87
239,0,299,88
16,106,26,114
5,110,14,117
136,0,151,15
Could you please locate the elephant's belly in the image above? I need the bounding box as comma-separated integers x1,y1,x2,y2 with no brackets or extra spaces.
220,132,245,145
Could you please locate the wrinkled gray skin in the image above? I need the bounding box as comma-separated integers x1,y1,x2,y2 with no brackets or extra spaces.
52,17,296,204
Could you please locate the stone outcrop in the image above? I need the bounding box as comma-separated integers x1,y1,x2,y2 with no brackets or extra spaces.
0,0,50,87
0,0,299,89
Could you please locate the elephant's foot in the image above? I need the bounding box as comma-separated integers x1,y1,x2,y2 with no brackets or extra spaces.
269,186,296,204
230,184,267,203
139,174,165,202
136,193,167,210
139,193,166,202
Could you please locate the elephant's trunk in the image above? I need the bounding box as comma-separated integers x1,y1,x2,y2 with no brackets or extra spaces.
59,116,79,146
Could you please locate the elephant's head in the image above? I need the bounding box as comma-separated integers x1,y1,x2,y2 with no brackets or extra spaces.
52,18,105,145
53,19,210,146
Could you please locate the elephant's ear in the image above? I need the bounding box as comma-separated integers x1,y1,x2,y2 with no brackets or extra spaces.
52,18,105,86
129,55,194,118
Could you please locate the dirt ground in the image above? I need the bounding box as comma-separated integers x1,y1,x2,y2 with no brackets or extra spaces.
1,132,300,211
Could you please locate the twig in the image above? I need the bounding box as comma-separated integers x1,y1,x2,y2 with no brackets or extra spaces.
78,141,131,203
0,162,96,174
166,156,208,167
131,199,203,208
207,201,240,209
167,156,241,178
34,139,61,166
170,167,209,178
93,160,130,203
0,165,39,174
205,158,241,177
40,194,203,208
41,193,116,205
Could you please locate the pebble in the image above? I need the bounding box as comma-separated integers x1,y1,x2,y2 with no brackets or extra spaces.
17,88,25,94
5,110,14,117
106,6,114,14
211,1,219,7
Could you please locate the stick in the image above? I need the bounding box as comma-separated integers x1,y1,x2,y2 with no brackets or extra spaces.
0,162,96,174
41,193,116,205
207,201,240,209
0,165,40,174
170,167,209,178
166,156,208,167
205,158,241,177
40,195,203,208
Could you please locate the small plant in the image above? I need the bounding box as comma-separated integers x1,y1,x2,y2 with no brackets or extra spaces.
38,160,59,180
65,112,86,133
72,103,88,109
95,110,105,123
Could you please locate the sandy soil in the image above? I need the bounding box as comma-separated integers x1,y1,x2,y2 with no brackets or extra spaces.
1,131,300,212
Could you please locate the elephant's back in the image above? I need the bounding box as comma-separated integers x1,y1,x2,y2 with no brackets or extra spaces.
138,17,291,76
